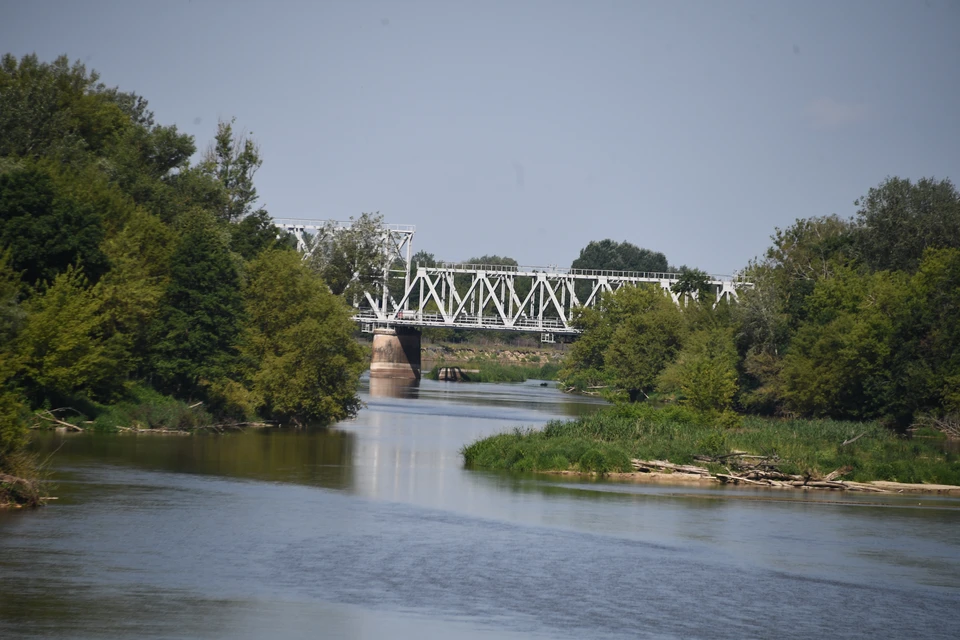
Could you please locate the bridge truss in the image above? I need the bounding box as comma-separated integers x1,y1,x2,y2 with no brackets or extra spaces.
274,218,751,341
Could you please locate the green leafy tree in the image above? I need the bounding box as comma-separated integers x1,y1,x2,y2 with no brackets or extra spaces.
230,208,282,260
412,250,437,268
670,267,711,302
560,286,684,400
0,165,110,286
657,327,739,412
96,209,177,371
308,212,393,302
570,240,669,306
779,268,911,420
200,117,262,223
0,53,129,163
149,213,244,399
904,248,960,415
15,266,128,405
854,177,960,273
571,239,668,273
604,286,686,400
241,249,365,425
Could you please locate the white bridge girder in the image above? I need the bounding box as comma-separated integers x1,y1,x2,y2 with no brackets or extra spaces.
273,218,752,337
358,263,750,336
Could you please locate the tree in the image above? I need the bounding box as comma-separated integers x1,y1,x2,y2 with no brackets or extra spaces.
779,267,911,420
0,54,129,163
670,267,711,301
560,285,684,400
571,239,668,273
412,250,437,268
0,165,110,286
230,208,281,260
657,327,739,412
15,266,128,405
241,249,366,425
0,251,30,487
95,209,177,372
149,213,244,399
604,286,686,400
308,212,393,302
200,117,263,223
905,248,960,415
854,176,960,273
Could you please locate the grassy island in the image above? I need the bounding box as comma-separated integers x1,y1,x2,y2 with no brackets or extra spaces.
461,404,960,486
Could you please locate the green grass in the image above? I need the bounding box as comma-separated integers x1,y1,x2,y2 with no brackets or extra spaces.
426,361,561,383
461,403,960,485
90,385,213,432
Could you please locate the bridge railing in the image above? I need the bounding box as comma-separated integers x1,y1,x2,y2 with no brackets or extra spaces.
431,262,750,283
274,218,417,234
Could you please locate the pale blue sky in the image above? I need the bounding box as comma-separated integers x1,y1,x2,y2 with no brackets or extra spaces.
4,0,958,273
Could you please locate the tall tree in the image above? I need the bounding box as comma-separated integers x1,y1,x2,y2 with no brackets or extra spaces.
200,118,263,223
15,266,128,405
308,212,393,302
0,165,110,286
149,213,244,399
240,249,366,425
657,327,739,412
571,239,669,273
0,53,134,165
854,176,960,273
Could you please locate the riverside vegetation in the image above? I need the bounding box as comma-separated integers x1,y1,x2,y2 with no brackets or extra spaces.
0,54,378,506
465,176,960,488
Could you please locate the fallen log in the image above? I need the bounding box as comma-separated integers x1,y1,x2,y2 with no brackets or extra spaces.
631,459,712,476
32,410,83,431
824,466,853,482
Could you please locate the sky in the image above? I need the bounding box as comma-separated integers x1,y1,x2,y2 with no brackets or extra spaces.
3,0,958,274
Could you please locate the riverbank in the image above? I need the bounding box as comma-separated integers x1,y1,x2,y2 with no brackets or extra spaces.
422,342,564,382
546,469,960,495
461,404,960,491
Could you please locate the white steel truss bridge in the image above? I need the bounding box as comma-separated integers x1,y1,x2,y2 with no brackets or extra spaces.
274,218,751,341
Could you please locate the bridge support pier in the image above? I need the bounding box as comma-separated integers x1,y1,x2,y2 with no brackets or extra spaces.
370,327,421,380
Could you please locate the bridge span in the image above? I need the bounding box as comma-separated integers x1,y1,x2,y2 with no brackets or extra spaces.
273,218,752,379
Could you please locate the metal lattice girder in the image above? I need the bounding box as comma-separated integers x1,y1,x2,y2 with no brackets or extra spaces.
273,218,415,311
273,218,752,335
361,263,752,335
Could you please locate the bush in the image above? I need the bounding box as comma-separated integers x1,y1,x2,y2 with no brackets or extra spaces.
92,385,212,431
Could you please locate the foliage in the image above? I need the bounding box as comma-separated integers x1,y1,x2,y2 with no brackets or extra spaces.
91,384,212,432
657,327,738,412
307,211,392,302
15,266,128,406
670,267,711,301
0,164,111,286
149,213,245,399
96,209,177,371
570,239,668,273
199,117,263,223
0,53,129,163
462,405,960,484
854,177,960,273
240,249,366,425
560,286,684,400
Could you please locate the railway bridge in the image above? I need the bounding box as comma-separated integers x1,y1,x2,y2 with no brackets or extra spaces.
274,218,752,380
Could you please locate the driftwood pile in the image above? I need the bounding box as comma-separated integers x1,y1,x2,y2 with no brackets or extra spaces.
631,452,889,493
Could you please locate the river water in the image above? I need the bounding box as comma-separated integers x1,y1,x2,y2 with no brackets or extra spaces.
2,378,959,639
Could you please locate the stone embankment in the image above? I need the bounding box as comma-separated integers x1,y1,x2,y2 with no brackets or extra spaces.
422,344,564,367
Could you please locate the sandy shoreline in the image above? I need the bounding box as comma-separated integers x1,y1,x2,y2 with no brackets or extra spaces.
547,469,960,495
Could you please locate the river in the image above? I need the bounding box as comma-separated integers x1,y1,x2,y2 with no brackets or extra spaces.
2,377,959,639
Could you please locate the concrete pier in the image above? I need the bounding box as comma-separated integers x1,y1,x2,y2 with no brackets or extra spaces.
370,327,421,380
